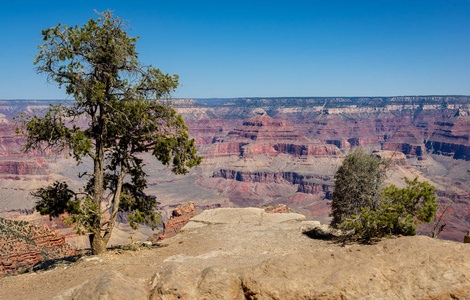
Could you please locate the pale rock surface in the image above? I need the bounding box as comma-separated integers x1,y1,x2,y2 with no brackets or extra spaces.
54,270,147,300
2,208,470,300
183,207,305,229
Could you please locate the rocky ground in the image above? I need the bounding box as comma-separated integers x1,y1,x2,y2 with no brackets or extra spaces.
0,208,469,300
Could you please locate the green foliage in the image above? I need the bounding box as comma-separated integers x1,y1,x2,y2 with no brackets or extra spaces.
17,10,202,254
331,148,438,241
120,241,152,251
339,177,438,240
32,181,78,218
330,148,389,228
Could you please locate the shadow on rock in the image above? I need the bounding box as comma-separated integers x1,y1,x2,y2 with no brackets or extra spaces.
33,253,85,272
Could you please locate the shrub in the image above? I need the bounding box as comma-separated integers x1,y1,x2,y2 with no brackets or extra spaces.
339,177,438,240
330,148,388,228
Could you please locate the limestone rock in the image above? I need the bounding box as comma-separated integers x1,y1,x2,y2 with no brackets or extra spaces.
301,220,344,240
151,265,244,300
3,207,470,300
54,271,147,300
182,207,305,230
150,264,197,300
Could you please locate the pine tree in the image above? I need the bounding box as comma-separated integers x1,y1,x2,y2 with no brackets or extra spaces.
17,10,202,254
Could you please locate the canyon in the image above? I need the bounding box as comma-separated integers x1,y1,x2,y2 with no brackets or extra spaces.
0,96,469,263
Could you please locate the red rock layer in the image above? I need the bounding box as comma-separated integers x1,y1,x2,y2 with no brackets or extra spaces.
204,114,340,158
0,161,49,175
154,202,196,241
213,170,333,197
262,204,297,214
382,127,427,158
225,114,310,142
426,111,470,160
0,218,77,277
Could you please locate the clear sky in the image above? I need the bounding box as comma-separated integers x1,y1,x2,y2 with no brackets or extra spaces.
1,0,470,99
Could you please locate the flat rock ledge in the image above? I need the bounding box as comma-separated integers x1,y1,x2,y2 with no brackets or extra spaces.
49,208,470,299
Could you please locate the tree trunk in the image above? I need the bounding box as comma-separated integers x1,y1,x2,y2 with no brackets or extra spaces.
90,103,106,255
89,233,107,255
103,165,126,245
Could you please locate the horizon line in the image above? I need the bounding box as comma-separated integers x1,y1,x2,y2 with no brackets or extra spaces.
2,94,470,101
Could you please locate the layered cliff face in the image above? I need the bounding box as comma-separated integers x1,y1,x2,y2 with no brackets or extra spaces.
205,113,341,158
382,127,427,158
426,110,470,160
0,217,77,277
192,113,343,221
153,201,196,241
212,170,333,198
0,97,470,246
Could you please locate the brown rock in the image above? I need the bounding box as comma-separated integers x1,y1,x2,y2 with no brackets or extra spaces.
55,271,147,300
206,114,341,158
150,202,196,242
262,204,296,214
150,264,198,300
150,265,243,300
426,113,470,160
0,161,49,175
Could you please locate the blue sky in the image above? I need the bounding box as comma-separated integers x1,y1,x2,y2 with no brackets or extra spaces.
1,0,470,99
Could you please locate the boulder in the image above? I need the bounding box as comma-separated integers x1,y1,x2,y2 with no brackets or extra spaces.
150,265,243,300
54,271,147,300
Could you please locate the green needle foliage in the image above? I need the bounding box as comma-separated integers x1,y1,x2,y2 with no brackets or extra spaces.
340,177,438,240
330,148,388,228
16,10,202,254
331,149,438,241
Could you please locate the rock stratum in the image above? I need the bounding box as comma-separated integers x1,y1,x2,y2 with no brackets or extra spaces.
1,208,469,300
1,96,470,249
0,217,77,277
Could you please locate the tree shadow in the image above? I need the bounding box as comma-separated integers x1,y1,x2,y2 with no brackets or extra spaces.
32,252,85,272
302,228,382,246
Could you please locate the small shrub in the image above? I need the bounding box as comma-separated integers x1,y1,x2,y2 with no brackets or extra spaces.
340,177,438,240
330,148,389,228
120,242,152,251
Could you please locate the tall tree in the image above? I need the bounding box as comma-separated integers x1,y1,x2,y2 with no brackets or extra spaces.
16,10,202,254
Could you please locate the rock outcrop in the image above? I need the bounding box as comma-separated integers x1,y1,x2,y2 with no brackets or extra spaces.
46,208,470,300
382,127,427,158
261,204,297,214
149,202,196,242
0,218,77,277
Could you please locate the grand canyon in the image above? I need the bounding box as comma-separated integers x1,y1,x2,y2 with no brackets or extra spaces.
1,96,470,277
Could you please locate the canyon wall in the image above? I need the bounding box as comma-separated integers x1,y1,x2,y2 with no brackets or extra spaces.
0,217,77,277
0,97,470,246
